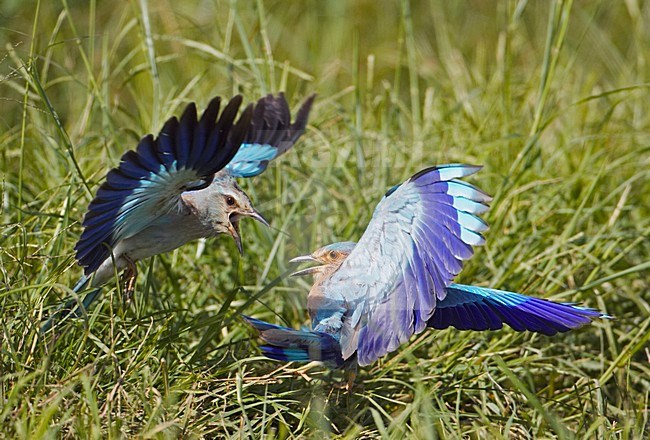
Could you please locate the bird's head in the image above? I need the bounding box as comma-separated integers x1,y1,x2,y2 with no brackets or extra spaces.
182,176,268,254
290,241,357,278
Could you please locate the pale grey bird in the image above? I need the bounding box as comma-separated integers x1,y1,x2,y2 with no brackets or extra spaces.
43,93,315,331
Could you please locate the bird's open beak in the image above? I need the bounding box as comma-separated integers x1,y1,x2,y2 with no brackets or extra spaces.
228,221,243,255
228,209,270,255
289,254,323,277
289,255,317,264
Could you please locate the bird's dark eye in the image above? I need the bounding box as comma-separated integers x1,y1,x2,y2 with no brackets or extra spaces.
329,251,338,259
226,196,236,206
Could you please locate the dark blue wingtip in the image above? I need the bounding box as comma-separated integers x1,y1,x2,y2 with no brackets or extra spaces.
248,92,315,154
431,284,610,336
567,305,612,321
409,163,482,182
384,183,402,198
293,93,316,130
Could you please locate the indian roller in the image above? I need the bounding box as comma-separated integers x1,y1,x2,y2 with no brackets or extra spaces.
43,93,315,332
244,164,608,378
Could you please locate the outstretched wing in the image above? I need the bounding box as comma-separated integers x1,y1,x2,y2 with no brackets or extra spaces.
319,165,492,365
75,95,253,275
429,283,606,335
225,93,315,178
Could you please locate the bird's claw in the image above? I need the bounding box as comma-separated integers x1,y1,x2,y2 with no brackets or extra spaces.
332,370,357,392
120,256,138,304
122,275,135,304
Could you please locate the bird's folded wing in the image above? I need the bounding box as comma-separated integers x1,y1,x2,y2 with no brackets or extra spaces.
429,283,606,335
320,164,492,365
75,95,253,275
225,93,315,178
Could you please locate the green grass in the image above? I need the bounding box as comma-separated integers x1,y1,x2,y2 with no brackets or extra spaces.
1,0,649,437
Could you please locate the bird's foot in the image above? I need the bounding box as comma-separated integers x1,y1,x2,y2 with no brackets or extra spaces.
120,256,138,304
332,370,357,392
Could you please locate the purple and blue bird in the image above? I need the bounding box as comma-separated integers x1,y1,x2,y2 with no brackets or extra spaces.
244,165,608,380
43,93,315,331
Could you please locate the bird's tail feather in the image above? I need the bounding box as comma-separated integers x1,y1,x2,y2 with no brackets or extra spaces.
40,275,102,334
429,283,609,336
243,315,345,367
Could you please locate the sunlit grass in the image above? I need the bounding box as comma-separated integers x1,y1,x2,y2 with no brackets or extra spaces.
1,0,649,437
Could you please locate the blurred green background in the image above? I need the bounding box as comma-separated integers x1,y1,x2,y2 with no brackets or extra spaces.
1,0,649,438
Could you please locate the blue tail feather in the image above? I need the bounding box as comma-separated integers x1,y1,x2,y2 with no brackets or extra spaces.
243,315,345,367
40,275,103,334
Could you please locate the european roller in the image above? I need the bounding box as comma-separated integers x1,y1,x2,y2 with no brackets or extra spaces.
244,165,608,381
43,93,315,332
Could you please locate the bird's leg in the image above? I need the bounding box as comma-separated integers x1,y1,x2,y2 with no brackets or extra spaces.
120,255,137,304
345,369,357,392
331,367,357,392
331,370,357,392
